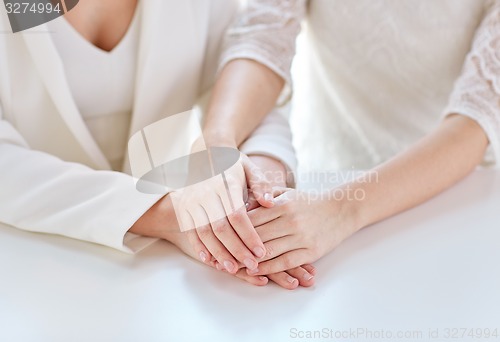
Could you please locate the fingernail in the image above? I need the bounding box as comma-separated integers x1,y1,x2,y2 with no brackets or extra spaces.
223,261,234,273
245,202,250,208
243,258,258,270
287,276,298,284
264,193,273,202
215,262,223,271
253,247,265,258
259,276,268,282
304,274,314,281
199,251,207,263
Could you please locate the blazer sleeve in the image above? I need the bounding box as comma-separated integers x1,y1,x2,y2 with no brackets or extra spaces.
0,109,164,253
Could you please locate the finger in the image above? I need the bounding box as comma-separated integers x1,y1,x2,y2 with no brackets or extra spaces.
260,236,300,262
196,223,239,274
215,260,245,271
169,190,206,232
248,249,310,276
267,272,299,290
210,217,259,271
302,264,317,276
185,229,214,267
242,156,274,208
175,206,197,232
188,203,211,230
245,191,259,211
221,203,266,259
234,269,269,286
286,267,315,287
190,204,239,273
218,165,266,259
200,195,259,271
271,186,290,198
254,218,293,243
247,205,283,228
218,163,247,215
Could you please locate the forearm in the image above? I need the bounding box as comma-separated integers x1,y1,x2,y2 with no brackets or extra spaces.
342,115,489,232
203,59,284,148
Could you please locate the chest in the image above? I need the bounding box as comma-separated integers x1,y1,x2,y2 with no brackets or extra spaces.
63,0,138,52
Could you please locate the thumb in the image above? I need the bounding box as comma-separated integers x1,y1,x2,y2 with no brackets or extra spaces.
241,156,274,208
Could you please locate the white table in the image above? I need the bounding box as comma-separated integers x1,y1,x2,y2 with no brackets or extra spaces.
1,170,499,342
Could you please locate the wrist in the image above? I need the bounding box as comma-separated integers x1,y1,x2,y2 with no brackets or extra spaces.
129,195,180,242
330,184,368,235
202,129,237,149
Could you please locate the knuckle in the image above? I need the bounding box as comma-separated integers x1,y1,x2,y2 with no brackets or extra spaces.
211,250,227,263
265,245,274,258
185,232,199,247
304,249,318,264
288,215,300,231
234,250,252,263
287,213,297,225
196,225,212,238
228,210,245,225
282,254,294,270
310,238,321,252
304,233,320,252
212,221,228,235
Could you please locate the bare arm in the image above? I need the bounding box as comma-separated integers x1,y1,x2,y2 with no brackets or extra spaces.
248,2,500,275
348,114,489,233
248,115,490,275
202,59,284,148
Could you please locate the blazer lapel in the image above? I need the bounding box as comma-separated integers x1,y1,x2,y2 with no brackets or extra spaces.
21,24,111,170
131,0,209,131
122,0,209,173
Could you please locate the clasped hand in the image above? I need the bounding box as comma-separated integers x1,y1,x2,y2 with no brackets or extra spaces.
170,153,322,289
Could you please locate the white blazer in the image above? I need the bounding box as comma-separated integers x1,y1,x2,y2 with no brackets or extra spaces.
0,0,296,253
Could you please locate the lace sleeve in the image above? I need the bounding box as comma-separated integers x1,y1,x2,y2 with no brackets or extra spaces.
444,1,500,167
218,0,306,104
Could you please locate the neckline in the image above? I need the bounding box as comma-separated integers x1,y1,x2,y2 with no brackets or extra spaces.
60,4,141,55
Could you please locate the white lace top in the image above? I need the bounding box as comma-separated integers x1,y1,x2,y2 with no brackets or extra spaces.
220,0,500,171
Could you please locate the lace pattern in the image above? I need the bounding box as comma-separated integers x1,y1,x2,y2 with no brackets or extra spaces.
444,1,500,166
222,0,500,166
219,0,306,104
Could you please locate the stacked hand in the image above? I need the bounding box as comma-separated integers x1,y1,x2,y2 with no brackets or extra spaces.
168,153,317,289
247,188,357,276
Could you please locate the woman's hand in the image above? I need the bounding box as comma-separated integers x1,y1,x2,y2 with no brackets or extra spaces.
208,156,317,289
247,188,360,276
169,153,275,275
132,157,317,289
165,217,316,290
